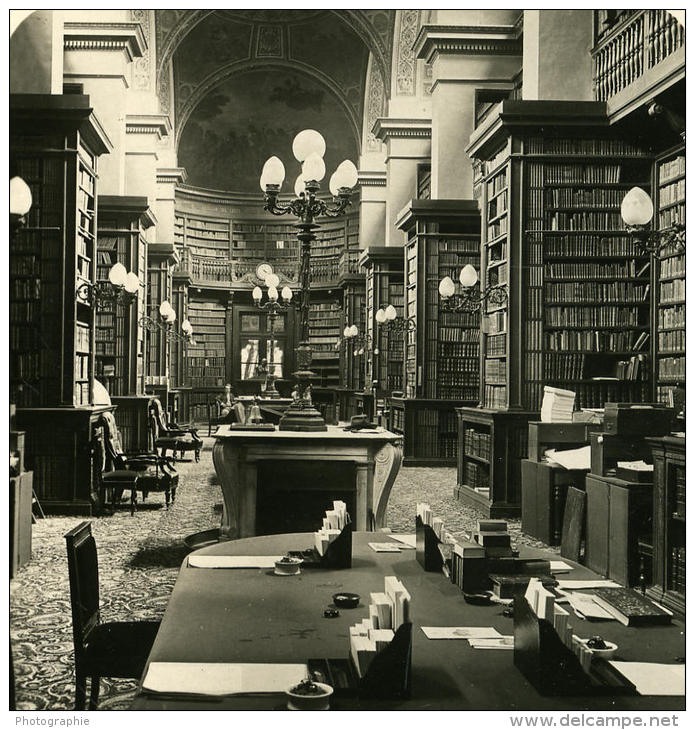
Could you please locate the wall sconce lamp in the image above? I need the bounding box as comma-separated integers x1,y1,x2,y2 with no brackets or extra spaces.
621,186,685,257
140,301,194,343
438,264,508,313
375,304,416,334
339,324,373,356
10,176,32,233
76,262,139,306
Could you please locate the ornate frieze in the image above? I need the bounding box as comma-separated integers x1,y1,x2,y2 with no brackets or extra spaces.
63,21,147,62
395,9,420,95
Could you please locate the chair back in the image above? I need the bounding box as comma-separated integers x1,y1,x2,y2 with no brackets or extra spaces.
101,411,124,465
233,401,247,424
65,522,101,662
151,398,169,433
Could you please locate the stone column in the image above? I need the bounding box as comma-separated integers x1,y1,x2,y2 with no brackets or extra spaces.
357,171,387,248
415,20,522,199
62,19,146,195
373,119,432,246
522,10,594,101
155,167,186,245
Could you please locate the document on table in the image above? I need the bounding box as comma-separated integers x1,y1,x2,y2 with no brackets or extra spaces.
368,543,402,552
187,555,284,569
550,561,572,573
389,534,417,548
557,579,621,590
544,446,591,471
142,662,308,697
469,636,514,650
566,592,616,621
421,627,503,640
608,662,685,696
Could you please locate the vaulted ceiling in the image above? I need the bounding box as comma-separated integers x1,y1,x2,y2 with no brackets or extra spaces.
153,9,395,193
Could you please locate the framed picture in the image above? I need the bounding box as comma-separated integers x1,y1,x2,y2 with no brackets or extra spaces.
241,314,261,332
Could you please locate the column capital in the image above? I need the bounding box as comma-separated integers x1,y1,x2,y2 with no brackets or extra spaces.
125,113,172,140
156,167,187,186
63,21,147,62
414,23,522,65
372,118,432,142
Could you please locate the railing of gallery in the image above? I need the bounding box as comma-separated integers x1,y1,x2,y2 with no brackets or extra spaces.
593,10,684,102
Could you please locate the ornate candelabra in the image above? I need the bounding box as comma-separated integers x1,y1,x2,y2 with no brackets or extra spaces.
438,264,508,314
340,323,373,356
75,262,139,308
621,186,685,257
140,300,195,343
260,129,358,431
252,277,293,398
375,304,416,334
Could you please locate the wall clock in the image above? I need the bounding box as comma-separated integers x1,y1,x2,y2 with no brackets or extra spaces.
256,262,273,281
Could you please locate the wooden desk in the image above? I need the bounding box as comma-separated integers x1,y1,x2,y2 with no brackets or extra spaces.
132,532,685,711
212,425,402,536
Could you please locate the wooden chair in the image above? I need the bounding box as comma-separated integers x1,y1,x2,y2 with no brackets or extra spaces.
207,399,247,436
101,411,179,515
150,398,202,462
65,521,160,709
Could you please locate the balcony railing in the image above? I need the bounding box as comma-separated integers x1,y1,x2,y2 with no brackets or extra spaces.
593,10,684,102
339,249,361,279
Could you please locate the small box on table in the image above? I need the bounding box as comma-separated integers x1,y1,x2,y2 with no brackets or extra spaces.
603,403,675,438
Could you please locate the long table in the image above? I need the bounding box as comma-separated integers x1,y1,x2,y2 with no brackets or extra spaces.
132,533,685,711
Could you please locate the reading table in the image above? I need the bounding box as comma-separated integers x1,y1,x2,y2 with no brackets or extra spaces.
132,532,685,711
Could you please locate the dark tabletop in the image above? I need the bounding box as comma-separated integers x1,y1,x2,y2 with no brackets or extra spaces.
132,532,685,711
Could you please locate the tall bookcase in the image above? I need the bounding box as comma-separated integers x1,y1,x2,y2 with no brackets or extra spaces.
10,93,114,514
360,247,405,394
341,281,366,391
654,144,685,408
391,200,481,465
308,297,343,387
461,100,654,515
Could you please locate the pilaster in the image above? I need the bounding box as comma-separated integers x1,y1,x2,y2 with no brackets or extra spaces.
357,171,387,250
155,167,187,245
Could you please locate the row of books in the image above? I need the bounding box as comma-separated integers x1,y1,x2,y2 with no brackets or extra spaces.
484,384,507,408
488,190,508,218
486,333,506,356
657,330,684,352
436,371,479,387
464,427,492,461
673,467,685,519
658,356,686,380
548,211,625,230
438,386,478,401
658,304,685,329
659,255,685,279
542,164,621,184
526,137,641,156
437,342,479,358
75,353,90,381
544,329,648,352
543,353,588,381
9,253,42,276
659,178,685,206
75,324,90,352
544,260,644,279
485,143,510,176
543,236,638,257
484,310,507,334
487,217,508,239
314,501,348,556
545,281,647,302
439,326,480,343
658,155,685,182
463,461,490,490
10,301,41,322
670,548,686,594
11,278,42,300
73,381,90,406
488,240,507,262
486,167,508,197
484,358,506,383
549,380,649,409
349,576,410,678
658,204,684,229
659,279,685,302
545,305,641,327
439,311,480,328
546,187,627,208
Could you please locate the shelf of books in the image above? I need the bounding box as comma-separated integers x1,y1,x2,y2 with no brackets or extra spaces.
464,100,655,513
342,283,366,391
10,93,112,513
654,145,685,409
96,196,151,397
177,213,231,258
359,247,405,393
231,220,299,264
187,297,228,389
308,298,342,387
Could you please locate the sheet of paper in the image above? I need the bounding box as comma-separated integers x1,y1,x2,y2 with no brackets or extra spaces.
566,593,616,621
142,662,308,696
469,637,514,650
544,445,591,471
368,543,402,553
557,579,621,590
187,555,283,569
550,561,573,573
608,662,685,696
421,627,503,640
389,534,417,547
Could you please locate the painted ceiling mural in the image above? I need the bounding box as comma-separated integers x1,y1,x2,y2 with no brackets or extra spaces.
177,68,359,192
158,9,385,193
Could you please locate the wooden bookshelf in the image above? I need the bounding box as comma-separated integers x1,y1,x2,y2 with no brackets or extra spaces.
397,199,481,402
360,247,404,394
342,282,366,391
468,101,653,412
646,436,685,615
187,295,229,388
95,196,153,397
308,297,342,387
146,243,179,385
654,144,685,408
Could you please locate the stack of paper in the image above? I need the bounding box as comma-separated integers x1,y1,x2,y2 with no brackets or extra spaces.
541,385,576,423
416,502,432,526
349,576,410,678
314,501,348,556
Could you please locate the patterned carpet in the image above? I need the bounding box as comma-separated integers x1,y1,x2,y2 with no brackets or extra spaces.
10,435,555,711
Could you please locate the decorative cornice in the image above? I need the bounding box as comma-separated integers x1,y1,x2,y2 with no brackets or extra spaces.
157,167,188,186
63,22,147,62
358,170,387,187
125,114,172,139
414,24,522,64
148,242,178,264
372,118,432,141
